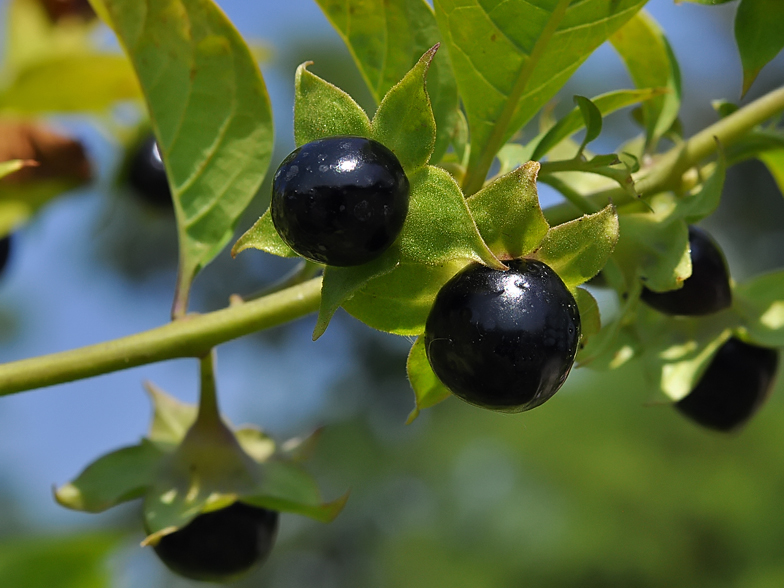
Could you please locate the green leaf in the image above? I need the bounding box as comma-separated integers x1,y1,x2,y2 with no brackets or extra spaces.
0,533,122,588
0,178,85,237
530,88,665,161
759,149,784,197
610,10,681,150
313,165,501,337
735,0,784,96
736,270,784,347
725,129,784,165
55,440,165,513
497,143,536,176
679,0,736,4
0,160,34,180
234,427,276,463
467,161,549,259
370,46,437,173
574,95,603,153
294,63,371,147
314,0,459,162
574,287,601,343
678,150,726,224
242,461,348,523
613,195,691,292
435,0,647,193
532,204,619,289
145,382,197,445
342,259,465,336
0,55,140,113
100,0,274,316
406,336,452,423
231,208,299,259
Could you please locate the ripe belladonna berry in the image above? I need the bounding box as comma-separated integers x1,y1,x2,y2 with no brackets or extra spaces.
126,134,172,209
641,225,731,316
0,235,10,277
271,136,410,266
150,501,279,582
425,259,581,412
676,337,779,432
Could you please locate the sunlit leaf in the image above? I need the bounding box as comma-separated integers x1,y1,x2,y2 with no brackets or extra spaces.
55,440,165,513
736,270,784,347
315,0,459,162
145,382,197,445
231,209,299,258
735,0,784,96
678,150,726,223
294,62,371,147
406,336,452,423
759,149,784,198
467,161,549,259
610,10,681,149
574,95,603,153
434,0,647,193
532,204,619,289
100,0,274,315
371,45,437,173
574,287,601,344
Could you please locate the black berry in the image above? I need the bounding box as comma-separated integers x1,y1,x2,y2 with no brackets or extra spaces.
151,502,278,582
126,134,172,209
676,337,778,432
0,235,10,277
641,225,731,316
425,259,581,412
271,136,409,266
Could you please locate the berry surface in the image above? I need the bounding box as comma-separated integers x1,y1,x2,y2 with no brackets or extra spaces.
0,235,10,277
425,259,581,412
151,501,279,582
641,225,731,316
271,136,409,266
676,337,779,432
127,134,172,209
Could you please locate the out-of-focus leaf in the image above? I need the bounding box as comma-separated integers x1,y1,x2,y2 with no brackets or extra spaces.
234,427,276,463
315,0,459,162
100,0,274,316
0,159,35,181
0,532,121,588
406,336,452,423
759,149,784,197
0,55,140,113
574,95,603,153
294,62,371,147
532,204,619,289
610,10,681,150
145,382,197,445
531,88,665,161
679,149,726,223
435,0,647,193
467,161,549,259
736,270,784,347
371,45,437,173
575,287,601,343
735,0,784,96
55,440,165,513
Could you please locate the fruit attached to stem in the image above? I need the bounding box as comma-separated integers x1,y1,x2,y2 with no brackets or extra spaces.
271,136,409,266
425,259,581,412
676,337,779,431
126,135,172,209
151,501,279,582
641,225,731,316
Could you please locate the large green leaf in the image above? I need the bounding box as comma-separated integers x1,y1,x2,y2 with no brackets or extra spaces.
735,0,784,96
0,533,121,588
435,0,647,194
314,0,459,162
736,270,784,347
610,10,681,150
98,0,274,316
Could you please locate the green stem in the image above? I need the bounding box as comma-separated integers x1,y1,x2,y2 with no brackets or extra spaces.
0,277,323,396
544,85,784,225
196,350,221,427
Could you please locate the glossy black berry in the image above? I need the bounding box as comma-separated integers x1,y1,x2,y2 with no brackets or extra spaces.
151,502,278,582
425,259,581,412
271,136,409,266
676,337,779,432
641,225,731,316
126,134,172,209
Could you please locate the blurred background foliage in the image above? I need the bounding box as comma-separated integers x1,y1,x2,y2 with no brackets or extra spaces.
0,0,783,587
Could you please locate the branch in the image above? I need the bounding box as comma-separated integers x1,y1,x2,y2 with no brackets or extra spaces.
0,277,323,396
544,85,784,225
